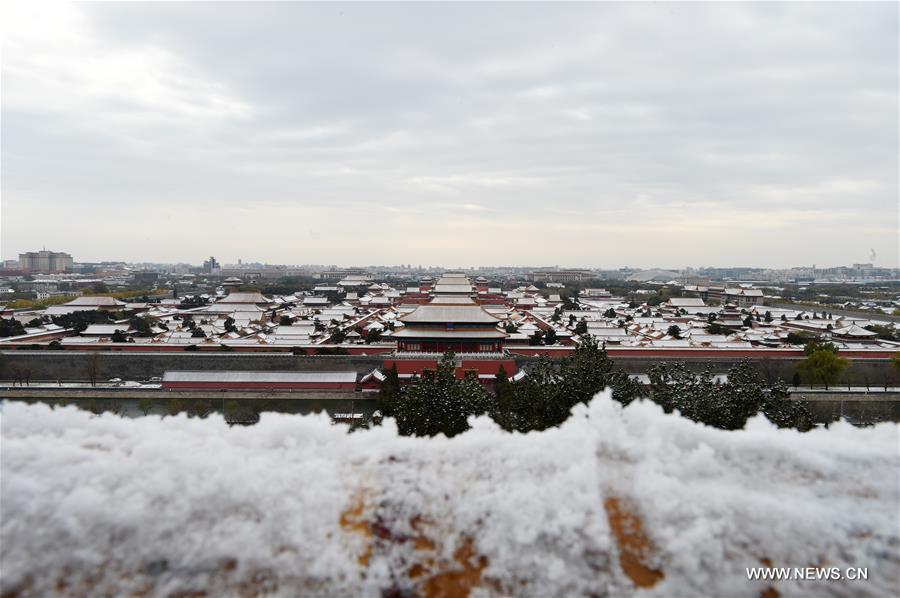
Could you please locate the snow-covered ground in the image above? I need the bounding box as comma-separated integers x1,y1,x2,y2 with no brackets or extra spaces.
1,394,897,597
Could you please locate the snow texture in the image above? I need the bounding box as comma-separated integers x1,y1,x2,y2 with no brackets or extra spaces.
1,394,898,597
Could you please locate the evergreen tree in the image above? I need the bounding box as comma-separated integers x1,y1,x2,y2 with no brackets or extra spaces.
543,328,558,345
492,337,642,432
0,318,26,338
561,336,643,407
528,330,545,346
574,319,588,336
376,363,401,416
129,316,152,337
646,361,810,430
393,352,495,437
491,357,567,432
493,364,515,408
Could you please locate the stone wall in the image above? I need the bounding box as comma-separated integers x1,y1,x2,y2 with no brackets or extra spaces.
0,351,383,382
2,350,897,387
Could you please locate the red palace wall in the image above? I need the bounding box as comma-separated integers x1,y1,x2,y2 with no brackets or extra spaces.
383,358,518,380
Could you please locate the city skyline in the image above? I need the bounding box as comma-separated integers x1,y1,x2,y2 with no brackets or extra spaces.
2,2,898,267
7,248,898,278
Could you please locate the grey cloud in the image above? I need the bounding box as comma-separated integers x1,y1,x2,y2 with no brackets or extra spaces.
1,1,896,267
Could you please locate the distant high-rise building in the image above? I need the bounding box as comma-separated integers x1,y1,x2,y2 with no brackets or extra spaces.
202,256,220,273
19,250,73,273
530,269,592,283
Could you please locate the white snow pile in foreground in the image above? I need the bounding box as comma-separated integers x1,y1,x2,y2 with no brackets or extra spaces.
1,394,898,597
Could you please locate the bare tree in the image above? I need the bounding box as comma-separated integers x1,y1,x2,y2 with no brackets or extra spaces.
84,353,100,387
11,366,23,386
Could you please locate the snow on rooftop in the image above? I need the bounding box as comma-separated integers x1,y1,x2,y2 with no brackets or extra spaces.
162,371,357,383
64,296,126,307
1,395,897,597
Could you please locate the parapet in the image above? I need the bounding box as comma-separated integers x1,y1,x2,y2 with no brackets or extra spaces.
1,394,897,596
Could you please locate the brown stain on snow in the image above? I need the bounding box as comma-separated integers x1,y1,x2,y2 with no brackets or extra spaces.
420,537,489,598
604,496,664,588
339,492,374,567
756,558,781,598
338,498,489,598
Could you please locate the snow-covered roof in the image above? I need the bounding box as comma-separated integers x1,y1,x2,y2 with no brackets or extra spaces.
64,296,125,307
218,292,269,304
668,298,706,307
303,297,331,305
81,324,128,336
831,324,878,337
163,371,357,383
399,304,501,324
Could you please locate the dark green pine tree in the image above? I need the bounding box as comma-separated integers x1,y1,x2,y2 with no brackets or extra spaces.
646,360,811,430
574,319,588,335
376,363,401,416
492,337,642,432
543,328,558,345
392,352,496,437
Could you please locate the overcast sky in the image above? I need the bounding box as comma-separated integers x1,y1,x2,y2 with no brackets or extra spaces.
2,2,897,269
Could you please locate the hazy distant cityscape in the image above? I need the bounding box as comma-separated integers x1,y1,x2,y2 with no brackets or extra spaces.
7,248,900,282
3,246,899,358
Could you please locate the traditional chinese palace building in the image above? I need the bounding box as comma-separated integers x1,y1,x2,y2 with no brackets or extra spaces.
393,297,507,353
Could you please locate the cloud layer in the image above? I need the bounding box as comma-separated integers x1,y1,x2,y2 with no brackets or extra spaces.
2,2,897,268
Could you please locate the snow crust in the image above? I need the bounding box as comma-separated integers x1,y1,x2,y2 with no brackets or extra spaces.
1,394,898,597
